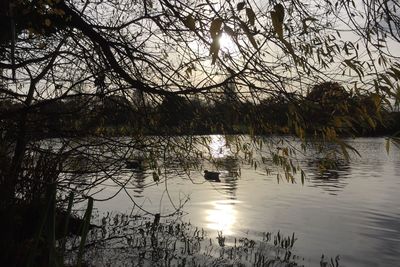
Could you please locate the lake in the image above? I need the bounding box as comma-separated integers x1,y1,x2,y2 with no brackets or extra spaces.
81,136,400,266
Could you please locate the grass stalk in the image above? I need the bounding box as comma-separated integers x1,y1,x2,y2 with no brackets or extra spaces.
77,197,94,267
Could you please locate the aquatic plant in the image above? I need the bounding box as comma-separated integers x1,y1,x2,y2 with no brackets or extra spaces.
63,212,340,267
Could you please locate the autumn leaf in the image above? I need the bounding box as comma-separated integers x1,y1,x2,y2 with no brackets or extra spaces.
271,4,284,39
239,21,258,49
246,8,256,26
237,2,245,11
274,4,285,22
153,171,159,182
184,15,196,31
223,25,236,37
210,40,220,64
386,138,391,154
210,18,223,39
45,18,52,27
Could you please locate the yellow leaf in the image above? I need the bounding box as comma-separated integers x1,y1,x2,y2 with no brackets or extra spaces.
237,2,245,11
274,4,285,22
153,172,159,182
246,8,256,26
370,93,381,107
45,18,51,27
271,4,284,39
333,117,342,128
386,138,390,154
366,116,376,129
239,21,258,49
223,25,235,37
210,38,220,64
184,15,196,31
210,18,223,39
282,39,295,56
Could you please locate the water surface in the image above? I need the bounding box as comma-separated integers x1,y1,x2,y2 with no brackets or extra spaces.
92,137,400,266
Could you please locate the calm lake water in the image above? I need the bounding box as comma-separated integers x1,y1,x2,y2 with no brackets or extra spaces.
89,136,400,266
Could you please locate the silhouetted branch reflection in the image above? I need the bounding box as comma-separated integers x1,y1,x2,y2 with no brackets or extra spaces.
63,211,310,267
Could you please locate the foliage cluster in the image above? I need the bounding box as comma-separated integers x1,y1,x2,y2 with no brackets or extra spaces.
1,81,395,139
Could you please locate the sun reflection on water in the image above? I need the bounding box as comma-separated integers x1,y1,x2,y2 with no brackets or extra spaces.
209,135,231,158
206,199,239,235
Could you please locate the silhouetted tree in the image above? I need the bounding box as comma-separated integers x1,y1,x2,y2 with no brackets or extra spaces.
0,0,399,264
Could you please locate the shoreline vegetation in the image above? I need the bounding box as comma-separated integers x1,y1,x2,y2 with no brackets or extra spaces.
2,82,400,140
64,211,333,267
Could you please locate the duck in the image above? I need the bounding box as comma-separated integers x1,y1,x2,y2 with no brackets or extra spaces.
125,159,143,170
204,170,221,182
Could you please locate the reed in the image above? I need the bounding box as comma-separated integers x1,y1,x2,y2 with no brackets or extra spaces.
77,197,94,267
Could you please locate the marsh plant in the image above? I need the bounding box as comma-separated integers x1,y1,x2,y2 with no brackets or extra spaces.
62,211,340,267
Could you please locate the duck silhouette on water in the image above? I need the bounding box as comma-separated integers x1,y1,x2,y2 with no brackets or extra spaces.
204,170,221,182
125,159,143,170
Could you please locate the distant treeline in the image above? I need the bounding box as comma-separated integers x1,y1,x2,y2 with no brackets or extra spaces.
1,82,400,139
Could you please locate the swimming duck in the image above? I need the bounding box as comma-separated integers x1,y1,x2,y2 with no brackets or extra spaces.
204,170,221,181
125,159,143,170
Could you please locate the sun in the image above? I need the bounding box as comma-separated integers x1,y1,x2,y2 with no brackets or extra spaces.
218,32,236,53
